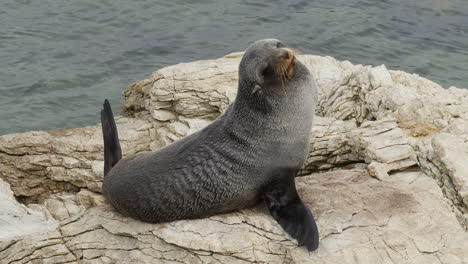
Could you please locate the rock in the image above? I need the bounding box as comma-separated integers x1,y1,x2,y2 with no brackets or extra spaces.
151,109,177,121
432,134,468,208
0,117,153,202
432,133,468,227
1,169,467,263
1,52,468,263
303,116,359,172
349,118,416,173
367,162,389,180
0,178,57,241
43,190,106,222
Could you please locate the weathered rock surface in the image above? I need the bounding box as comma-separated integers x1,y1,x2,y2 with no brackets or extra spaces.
1,53,468,263
2,169,467,263
0,118,152,203
0,178,57,241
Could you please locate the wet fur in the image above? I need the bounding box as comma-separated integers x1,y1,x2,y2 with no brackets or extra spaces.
100,39,319,251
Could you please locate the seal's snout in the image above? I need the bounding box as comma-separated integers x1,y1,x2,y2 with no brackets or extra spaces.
274,48,296,84
277,48,294,61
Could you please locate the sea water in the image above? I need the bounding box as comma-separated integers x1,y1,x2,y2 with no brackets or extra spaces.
0,0,467,135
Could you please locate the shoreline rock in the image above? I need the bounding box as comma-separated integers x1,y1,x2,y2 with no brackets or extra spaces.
1,53,467,263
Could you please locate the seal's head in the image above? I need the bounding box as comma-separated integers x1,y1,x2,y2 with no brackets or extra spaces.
238,39,303,98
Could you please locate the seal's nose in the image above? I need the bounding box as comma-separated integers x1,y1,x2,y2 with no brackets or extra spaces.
277,48,294,61
281,50,290,60
274,48,296,81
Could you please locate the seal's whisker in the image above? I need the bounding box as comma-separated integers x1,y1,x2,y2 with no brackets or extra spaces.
282,64,286,79
282,65,287,87
277,64,284,89
275,64,284,89
279,64,287,93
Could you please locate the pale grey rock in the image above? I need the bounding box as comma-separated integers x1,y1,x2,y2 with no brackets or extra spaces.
0,178,57,241
367,162,390,180
151,109,177,121
303,116,359,172
1,53,468,263
43,190,106,222
410,136,468,228
431,134,468,217
1,169,467,264
0,117,153,202
431,133,468,226
349,118,417,173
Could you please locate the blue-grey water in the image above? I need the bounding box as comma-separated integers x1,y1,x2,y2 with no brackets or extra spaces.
1,0,467,135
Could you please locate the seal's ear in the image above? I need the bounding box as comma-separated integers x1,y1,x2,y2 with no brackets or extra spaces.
252,84,262,94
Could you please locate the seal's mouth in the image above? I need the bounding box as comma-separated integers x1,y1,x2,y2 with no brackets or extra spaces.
274,48,296,87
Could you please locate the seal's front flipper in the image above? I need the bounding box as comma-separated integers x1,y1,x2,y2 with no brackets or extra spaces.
263,168,319,251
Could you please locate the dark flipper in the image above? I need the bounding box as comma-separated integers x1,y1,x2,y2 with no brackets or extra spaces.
262,168,319,251
100,99,122,176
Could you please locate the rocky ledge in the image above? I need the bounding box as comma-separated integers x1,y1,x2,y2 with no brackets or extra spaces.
1,53,467,263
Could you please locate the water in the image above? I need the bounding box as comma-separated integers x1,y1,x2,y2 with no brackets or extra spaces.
1,0,467,135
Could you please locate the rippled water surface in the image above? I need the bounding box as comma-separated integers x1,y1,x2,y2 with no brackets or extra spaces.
1,0,467,135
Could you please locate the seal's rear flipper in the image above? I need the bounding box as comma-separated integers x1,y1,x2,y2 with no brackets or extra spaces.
263,168,319,251
100,99,122,176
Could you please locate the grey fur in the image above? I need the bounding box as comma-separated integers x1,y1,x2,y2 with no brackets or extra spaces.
102,39,318,224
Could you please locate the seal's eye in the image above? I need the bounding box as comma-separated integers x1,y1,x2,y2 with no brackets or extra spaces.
276,42,285,48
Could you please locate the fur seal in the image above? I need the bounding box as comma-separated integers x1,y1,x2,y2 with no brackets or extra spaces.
100,39,319,251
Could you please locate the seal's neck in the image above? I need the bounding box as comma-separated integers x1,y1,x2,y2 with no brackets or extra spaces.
230,84,315,137
235,67,314,119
